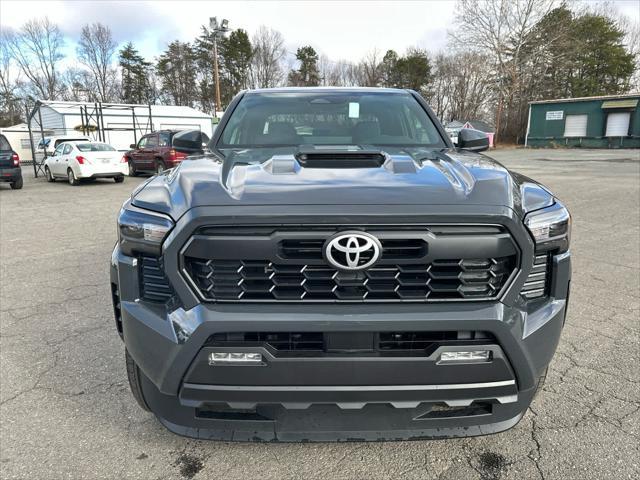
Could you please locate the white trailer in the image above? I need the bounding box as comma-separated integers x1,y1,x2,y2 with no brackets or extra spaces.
0,123,53,162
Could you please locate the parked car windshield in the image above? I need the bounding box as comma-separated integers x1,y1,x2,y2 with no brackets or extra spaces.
0,135,10,150
217,91,446,149
76,142,116,152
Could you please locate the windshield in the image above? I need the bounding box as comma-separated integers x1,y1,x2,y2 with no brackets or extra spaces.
217,91,446,149
76,143,116,152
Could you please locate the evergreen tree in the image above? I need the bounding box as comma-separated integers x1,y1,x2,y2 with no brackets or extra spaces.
569,14,635,96
156,41,197,106
119,42,152,104
396,48,431,93
288,46,320,86
379,48,431,93
194,25,253,110
218,29,253,104
380,50,400,88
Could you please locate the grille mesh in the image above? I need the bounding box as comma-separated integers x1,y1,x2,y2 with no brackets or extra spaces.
184,257,515,302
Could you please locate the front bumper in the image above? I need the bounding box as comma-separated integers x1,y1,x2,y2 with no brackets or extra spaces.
111,240,571,441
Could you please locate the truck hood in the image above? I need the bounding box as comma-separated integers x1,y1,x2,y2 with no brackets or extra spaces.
132,147,525,219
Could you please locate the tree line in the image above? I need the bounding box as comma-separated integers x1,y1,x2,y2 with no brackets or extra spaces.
0,0,637,142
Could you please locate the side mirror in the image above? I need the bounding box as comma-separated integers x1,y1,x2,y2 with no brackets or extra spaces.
130,144,136,149
457,128,490,152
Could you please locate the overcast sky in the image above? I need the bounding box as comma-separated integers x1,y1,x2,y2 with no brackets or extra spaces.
1,0,639,63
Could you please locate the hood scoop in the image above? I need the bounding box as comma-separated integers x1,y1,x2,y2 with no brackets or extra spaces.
259,152,419,176
296,148,386,168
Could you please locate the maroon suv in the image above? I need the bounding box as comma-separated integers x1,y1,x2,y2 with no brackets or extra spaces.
125,129,210,176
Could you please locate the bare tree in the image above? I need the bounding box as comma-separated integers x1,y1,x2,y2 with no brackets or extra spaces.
428,53,454,120
604,7,640,91
59,67,96,102
250,26,286,88
0,37,24,126
357,49,383,86
427,51,493,123
4,18,64,100
451,0,558,141
318,56,357,86
77,23,118,102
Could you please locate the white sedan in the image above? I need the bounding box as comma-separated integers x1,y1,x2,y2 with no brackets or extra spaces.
44,141,128,185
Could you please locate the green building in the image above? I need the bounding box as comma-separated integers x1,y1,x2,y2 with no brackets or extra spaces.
525,94,640,148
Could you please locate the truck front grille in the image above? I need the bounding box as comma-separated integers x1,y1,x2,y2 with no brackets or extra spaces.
181,225,518,303
184,257,515,302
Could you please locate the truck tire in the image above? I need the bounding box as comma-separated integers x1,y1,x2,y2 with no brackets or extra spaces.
128,159,138,177
125,350,151,412
155,160,166,174
10,177,23,189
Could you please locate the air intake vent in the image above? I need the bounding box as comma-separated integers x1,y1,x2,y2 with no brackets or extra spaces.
521,254,550,299
296,151,385,168
205,331,496,357
209,332,325,352
140,256,175,303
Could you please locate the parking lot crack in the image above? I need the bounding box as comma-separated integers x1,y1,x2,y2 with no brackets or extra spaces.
527,407,546,480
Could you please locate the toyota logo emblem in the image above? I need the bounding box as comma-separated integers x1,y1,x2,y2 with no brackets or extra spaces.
324,231,382,271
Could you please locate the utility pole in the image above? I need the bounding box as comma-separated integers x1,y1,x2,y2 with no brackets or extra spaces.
209,17,229,116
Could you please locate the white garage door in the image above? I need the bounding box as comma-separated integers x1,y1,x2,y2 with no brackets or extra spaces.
605,112,631,137
563,114,588,137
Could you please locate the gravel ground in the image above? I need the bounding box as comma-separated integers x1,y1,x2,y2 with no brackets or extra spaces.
1,148,639,480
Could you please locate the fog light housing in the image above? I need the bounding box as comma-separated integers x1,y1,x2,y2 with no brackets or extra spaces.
208,352,263,365
438,350,491,364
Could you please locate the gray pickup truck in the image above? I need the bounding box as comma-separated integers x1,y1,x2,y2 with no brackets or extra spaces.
111,87,571,441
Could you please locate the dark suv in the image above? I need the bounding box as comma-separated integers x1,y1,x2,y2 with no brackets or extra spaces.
125,129,210,176
0,134,23,189
111,88,571,441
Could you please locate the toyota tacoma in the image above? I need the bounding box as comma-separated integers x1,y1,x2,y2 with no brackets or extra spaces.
111,88,571,441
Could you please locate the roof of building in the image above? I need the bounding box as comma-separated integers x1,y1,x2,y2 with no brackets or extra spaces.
36,101,213,119
0,123,29,131
445,120,465,129
529,93,640,105
463,120,495,133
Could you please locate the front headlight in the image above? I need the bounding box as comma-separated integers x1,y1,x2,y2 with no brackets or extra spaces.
524,201,571,253
118,203,174,256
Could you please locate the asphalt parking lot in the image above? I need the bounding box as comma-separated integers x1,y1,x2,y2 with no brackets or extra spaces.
1,148,639,480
